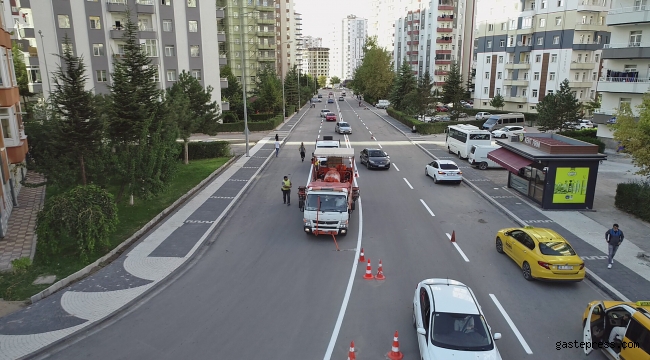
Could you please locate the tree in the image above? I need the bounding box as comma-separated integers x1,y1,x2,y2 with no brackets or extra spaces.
167,71,220,164
12,43,34,104
283,66,300,113
220,65,245,120
582,95,601,116
330,76,341,85
490,94,505,110
414,71,434,117
317,75,327,88
613,99,650,176
350,36,394,103
441,62,465,120
536,79,581,131
464,76,473,100
390,60,417,112
253,64,282,114
50,36,106,186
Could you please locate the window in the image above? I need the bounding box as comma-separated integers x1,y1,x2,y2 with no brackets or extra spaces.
577,54,582,62
190,45,200,57
27,66,41,84
522,88,528,96
501,22,507,30
89,16,101,29
626,319,650,355
549,72,556,80
590,90,595,99
553,35,560,44
523,72,529,80
143,39,158,57
535,54,541,63
532,89,538,97
523,17,532,29
630,31,642,46
592,72,597,80
167,70,177,81
539,18,546,28
496,88,501,95
498,56,504,63
595,54,599,63
483,86,489,94
541,0,547,8
187,0,196,7
118,44,126,55
509,19,516,30
487,40,492,48
93,43,104,56
548,89,554,95
488,24,494,31
188,20,198,32
537,37,543,45
485,72,490,79
497,72,502,79
500,40,505,47
62,43,74,55
557,0,563,5
161,0,171,5
486,56,491,64
534,72,540,80
191,69,202,80
96,70,107,82
574,72,580,80
555,16,562,26
164,45,175,56
163,19,172,32
0,109,13,139
551,54,557,62
58,15,70,28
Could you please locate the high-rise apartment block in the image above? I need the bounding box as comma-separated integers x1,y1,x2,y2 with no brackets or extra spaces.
294,12,303,74
306,47,329,80
340,15,367,80
472,0,610,112
274,0,298,77
393,0,475,89
370,0,422,52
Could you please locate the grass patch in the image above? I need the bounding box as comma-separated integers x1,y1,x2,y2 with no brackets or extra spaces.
0,157,230,301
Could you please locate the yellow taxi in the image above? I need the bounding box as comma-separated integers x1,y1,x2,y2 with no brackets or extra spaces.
495,226,585,281
583,300,650,359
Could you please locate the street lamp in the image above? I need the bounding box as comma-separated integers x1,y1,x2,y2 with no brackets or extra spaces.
239,3,250,157
280,40,293,120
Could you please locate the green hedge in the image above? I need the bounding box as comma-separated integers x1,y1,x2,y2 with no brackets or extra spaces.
615,181,650,222
558,129,604,152
178,141,231,160
250,113,274,122
214,114,283,133
386,108,486,135
286,105,296,117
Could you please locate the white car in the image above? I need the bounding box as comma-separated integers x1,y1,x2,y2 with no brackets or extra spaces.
573,119,595,130
413,279,502,360
475,112,491,120
320,109,332,118
425,160,462,184
491,125,526,139
335,122,352,134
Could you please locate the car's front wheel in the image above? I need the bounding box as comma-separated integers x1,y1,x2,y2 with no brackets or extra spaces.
522,262,533,281
479,162,488,170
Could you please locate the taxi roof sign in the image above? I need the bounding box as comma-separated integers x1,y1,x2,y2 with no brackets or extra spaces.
637,301,650,306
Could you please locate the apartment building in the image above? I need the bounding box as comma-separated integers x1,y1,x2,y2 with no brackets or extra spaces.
294,12,303,74
219,0,275,93
328,25,342,80
11,0,225,108
593,0,650,146
370,0,424,52
393,0,476,90
306,47,329,80
0,4,28,237
341,15,367,80
473,0,610,112
274,0,298,78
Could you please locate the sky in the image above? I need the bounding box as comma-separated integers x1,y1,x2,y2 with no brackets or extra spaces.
294,0,371,47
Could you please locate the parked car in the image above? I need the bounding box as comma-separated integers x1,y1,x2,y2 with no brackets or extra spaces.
425,160,462,184
571,119,595,130
360,148,391,169
606,117,617,124
335,122,352,134
451,111,468,118
375,100,390,109
491,125,526,139
436,105,449,112
463,103,473,108
327,98,334,104
439,116,451,122
325,112,337,121
475,112,491,120
318,98,322,102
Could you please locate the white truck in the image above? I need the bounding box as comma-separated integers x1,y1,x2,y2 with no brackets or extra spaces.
299,148,359,236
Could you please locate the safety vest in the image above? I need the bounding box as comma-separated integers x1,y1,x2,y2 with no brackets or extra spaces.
282,179,291,190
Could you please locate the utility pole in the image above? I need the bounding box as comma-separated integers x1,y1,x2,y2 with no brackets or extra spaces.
38,30,52,119
239,2,249,157
297,68,301,111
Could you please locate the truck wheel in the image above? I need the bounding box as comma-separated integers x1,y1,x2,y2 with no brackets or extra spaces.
479,162,488,170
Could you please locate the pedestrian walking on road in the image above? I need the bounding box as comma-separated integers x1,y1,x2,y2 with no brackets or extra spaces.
299,142,306,162
605,223,624,269
275,139,280,157
281,175,292,205
275,134,279,141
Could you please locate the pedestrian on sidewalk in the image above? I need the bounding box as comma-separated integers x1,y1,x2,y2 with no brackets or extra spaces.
281,175,292,206
299,142,306,162
605,223,624,269
275,139,280,157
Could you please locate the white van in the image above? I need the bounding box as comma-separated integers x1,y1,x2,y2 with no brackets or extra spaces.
469,145,503,170
375,100,390,109
482,113,526,131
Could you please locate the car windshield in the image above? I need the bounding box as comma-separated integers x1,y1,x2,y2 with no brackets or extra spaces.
440,163,458,170
539,241,577,256
368,150,386,157
327,113,335,116
305,194,347,212
339,123,350,127
484,117,498,125
431,312,494,351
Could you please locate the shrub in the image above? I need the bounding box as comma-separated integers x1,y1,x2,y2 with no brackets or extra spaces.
250,113,274,122
222,112,238,123
212,114,283,133
558,129,598,138
11,257,32,273
615,181,650,222
386,108,487,134
178,141,231,160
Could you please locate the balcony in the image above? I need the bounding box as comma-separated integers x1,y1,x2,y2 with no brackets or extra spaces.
221,101,230,111
216,8,225,19
137,26,156,39
572,41,603,51
504,96,528,103
436,49,451,54
437,16,453,21
434,70,448,75
106,0,127,12
577,0,609,12
434,81,446,86
575,20,606,31
568,81,593,88
256,3,274,11
257,30,275,37
410,60,419,64
504,62,530,70
110,29,126,39
220,77,228,88
607,5,650,26
436,37,452,43
217,31,226,42
413,19,420,23
257,17,274,24
602,42,650,59
258,42,275,49
20,28,35,39
28,46,38,57
436,59,452,65
503,79,529,86
437,27,453,33
597,77,650,94
438,4,454,10
570,61,596,70
136,0,154,13
219,54,227,66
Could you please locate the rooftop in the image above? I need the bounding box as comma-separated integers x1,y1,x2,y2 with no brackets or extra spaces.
423,280,480,314
496,133,607,160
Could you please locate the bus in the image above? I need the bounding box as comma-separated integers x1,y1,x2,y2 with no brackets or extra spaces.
446,124,492,159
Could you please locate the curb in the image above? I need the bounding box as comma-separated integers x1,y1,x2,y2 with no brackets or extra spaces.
29,156,239,304
362,105,630,302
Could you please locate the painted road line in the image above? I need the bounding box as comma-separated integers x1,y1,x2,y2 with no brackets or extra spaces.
586,269,631,302
420,199,435,217
393,164,400,172
403,178,414,189
365,126,368,129
446,233,469,262
377,143,383,149
489,294,534,355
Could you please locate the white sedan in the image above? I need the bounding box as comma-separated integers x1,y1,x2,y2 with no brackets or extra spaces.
413,279,502,360
491,125,526,139
425,160,462,184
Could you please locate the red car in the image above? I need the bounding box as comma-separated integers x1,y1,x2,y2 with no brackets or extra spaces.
325,112,337,121
436,105,449,112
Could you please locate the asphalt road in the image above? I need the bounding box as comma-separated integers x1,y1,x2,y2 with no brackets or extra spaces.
43,91,609,360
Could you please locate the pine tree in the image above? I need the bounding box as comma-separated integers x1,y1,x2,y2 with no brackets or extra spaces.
441,62,465,120
220,65,245,120
416,71,434,116
490,94,505,110
536,79,581,131
390,60,417,111
283,65,300,112
253,64,282,114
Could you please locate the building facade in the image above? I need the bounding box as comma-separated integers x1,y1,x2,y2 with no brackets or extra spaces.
370,0,423,52
299,35,321,73
341,15,367,81
294,12,303,74
14,0,225,107
328,25,342,80
306,47,329,80
274,0,298,78
593,0,650,147
472,0,610,112
0,3,28,237
393,0,475,90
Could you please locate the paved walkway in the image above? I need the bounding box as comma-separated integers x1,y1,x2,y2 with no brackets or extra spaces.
363,104,650,302
0,172,45,271
0,108,310,359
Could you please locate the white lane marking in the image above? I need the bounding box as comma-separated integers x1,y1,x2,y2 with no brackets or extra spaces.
317,135,320,139
489,294,533,355
586,269,631,302
420,199,435,217
365,126,368,129
319,129,321,133
403,178,414,189
393,164,400,172
446,233,469,262
377,143,383,148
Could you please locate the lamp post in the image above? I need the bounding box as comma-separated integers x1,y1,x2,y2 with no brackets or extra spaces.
38,30,52,98
280,40,293,120
298,67,301,110
239,3,249,157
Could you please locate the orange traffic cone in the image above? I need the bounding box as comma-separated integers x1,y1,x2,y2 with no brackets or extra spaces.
363,259,373,280
347,341,356,360
375,259,385,280
358,248,365,262
450,230,456,242
387,331,404,360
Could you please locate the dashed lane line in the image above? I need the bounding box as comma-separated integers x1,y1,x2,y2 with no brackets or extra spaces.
446,233,469,262
420,199,435,217
489,294,534,355
393,164,400,172
403,178,414,189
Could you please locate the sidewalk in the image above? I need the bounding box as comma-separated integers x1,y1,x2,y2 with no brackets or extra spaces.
364,104,650,301
0,108,309,359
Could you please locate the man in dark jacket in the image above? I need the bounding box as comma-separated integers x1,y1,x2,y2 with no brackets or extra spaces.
605,224,624,269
